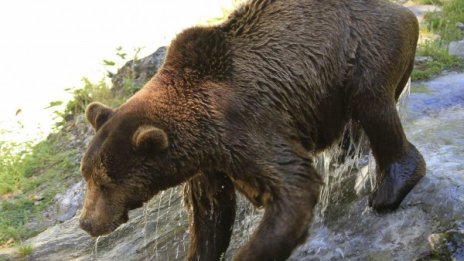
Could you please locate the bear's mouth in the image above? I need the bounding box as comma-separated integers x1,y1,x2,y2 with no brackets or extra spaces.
80,211,129,237
88,225,115,237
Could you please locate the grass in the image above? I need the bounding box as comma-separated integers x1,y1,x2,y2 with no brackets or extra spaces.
0,141,30,195
413,40,464,80
412,0,464,80
0,137,80,245
17,245,33,257
413,0,445,5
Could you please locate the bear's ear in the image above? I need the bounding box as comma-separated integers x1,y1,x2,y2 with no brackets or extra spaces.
85,102,114,130
132,125,169,152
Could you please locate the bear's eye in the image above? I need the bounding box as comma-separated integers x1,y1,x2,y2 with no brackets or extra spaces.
95,179,113,193
99,184,109,194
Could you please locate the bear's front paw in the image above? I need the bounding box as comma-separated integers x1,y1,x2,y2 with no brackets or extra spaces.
369,143,426,212
368,171,403,212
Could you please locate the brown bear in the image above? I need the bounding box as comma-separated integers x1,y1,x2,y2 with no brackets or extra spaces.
79,0,426,260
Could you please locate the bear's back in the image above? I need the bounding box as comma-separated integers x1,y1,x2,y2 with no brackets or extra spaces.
223,0,418,86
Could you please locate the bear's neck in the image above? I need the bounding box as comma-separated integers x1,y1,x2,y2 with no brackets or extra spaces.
124,73,231,174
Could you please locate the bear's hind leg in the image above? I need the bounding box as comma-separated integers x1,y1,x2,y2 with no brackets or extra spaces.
353,95,425,212
183,172,236,261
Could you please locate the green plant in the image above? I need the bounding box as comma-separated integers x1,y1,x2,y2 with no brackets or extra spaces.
424,11,462,43
103,46,131,77
17,245,33,257
63,78,115,118
413,0,445,5
46,77,126,126
413,0,464,80
46,47,146,125
103,46,145,94
0,137,80,244
0,136,32,195
120,47,144,94
0,197,35,244
413,40,464,80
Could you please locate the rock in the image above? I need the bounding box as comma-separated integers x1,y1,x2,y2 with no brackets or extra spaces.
55,180,86,223
415,56,433,64
457,22,464,32
110,46,167,95
23,187,191,261
427,228,464,259
449,40,464,58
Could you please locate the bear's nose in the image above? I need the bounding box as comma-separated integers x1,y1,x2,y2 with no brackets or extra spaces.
79,218,92,233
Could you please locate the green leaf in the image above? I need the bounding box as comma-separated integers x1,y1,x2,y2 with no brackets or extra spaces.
103,60,116,66
44,101,63,109
117,53,127,59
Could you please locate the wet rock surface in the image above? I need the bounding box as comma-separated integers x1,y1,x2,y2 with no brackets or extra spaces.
425,228,464,260
1,59,463,260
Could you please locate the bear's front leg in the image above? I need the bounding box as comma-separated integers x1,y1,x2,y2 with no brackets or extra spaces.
183,172,236,261
233,164,322,261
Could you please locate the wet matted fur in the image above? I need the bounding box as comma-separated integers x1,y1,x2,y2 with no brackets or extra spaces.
79,0,426,260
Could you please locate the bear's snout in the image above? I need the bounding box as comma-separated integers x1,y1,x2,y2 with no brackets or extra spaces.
79,210,109,237
79,218,93,234
79,206,129,237
79,216,114,237
79,216,106,237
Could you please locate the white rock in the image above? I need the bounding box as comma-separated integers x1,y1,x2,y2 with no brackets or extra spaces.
415,56,433,64
456,22,464,31
56,180,86,222
449,40,464,58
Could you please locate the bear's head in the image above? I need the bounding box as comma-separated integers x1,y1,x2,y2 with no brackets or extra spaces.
79,101,171,237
